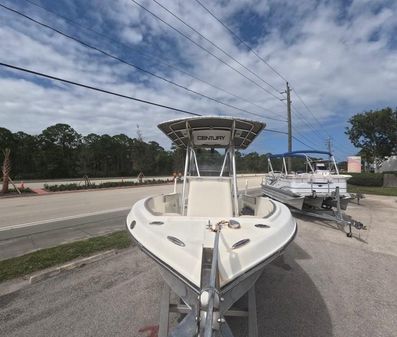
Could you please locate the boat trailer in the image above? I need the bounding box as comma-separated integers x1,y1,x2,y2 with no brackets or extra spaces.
157,222,263,337
291,187,366,238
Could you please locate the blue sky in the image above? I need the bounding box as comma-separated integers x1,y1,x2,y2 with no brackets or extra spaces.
0,0,396,161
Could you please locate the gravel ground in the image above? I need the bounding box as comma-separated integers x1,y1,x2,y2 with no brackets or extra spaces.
0,195,396,337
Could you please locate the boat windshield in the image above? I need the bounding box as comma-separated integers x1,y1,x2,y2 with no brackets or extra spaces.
315,163,327,171
179,144,239,215
269,156,337,174
192,148,230,176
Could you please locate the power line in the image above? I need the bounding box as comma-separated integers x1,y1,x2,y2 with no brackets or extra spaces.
291,110,324,141
290,86,352,154
290,87,351,154
263,129,317,150
193,0,288,82
293,125,351,158
292,136,317,151
263,129,288,135
293,91,330,135
292,91,354,155
0,61,317,152
280,87,326,144
193,1,320,119
151,0,280,93
293,124,351,159
280,87,324,141
0,2,286,122
0,3,318,150
21,0,285,121
292,126,316,144
194,0,347,152
287,86,347,150
129,0,283,102
131,0,349,155
291,103,352,156
0,62,200,116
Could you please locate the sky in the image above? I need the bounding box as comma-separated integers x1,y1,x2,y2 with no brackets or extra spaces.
0,0,396,161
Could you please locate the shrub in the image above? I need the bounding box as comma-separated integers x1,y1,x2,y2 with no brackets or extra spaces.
5,187,33,194
347,172,383,186
44,178,172,192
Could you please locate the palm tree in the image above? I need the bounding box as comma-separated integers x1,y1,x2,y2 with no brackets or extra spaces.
2,148,11,194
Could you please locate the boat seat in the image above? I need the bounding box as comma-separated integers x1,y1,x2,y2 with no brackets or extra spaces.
186,177,234,217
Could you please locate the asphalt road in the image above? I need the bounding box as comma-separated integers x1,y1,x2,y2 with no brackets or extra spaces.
0,194,396,337
0,184,171,260
0,184,173,228
0,176,264,260
0,209,128,260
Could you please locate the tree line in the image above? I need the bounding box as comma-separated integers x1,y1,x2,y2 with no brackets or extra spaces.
0,123,270,179
4,105,392,180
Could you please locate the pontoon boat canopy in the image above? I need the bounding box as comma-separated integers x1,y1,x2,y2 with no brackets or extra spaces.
158,116,265,149
269,150,332,158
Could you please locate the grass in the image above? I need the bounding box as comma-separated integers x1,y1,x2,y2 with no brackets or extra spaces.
0,231,133,283
348,184,397,196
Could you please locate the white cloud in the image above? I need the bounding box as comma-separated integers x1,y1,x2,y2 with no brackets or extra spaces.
0,0,396,159
120,26,143,44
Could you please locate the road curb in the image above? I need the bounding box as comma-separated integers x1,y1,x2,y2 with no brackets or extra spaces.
29,249,117,284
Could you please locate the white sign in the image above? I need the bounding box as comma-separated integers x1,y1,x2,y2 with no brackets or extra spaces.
192,130,230,146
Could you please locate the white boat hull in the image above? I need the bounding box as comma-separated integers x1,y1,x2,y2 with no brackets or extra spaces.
263,173,352,210
265,173,350,196
126,194,296,290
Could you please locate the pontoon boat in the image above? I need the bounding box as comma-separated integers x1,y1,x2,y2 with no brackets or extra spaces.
262,150,352,210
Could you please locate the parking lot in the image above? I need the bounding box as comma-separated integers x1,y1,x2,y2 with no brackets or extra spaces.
0,194,396,337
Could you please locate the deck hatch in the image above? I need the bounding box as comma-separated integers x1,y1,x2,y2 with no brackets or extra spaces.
228,219,241,229
150,221,165,225
232,239,250,249
255,224,270,228
167,236,185,247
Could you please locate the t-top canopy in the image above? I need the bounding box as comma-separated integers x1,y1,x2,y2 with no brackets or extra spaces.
158,116,265,149
269,150,333,158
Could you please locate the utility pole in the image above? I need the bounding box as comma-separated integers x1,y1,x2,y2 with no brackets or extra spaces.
325,137,332,154
136,124,143,141
281,82,292,170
